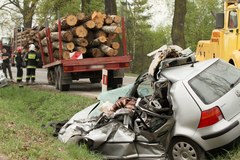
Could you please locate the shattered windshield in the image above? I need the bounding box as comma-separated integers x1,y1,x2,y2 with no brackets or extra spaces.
189,60,240,104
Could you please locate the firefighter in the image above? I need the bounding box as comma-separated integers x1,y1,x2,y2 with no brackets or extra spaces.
25,44,39,83
15,47,24,83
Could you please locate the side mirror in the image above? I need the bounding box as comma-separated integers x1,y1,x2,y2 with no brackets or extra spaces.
215,12,224,29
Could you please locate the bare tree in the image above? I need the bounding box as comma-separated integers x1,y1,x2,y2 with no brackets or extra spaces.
0,0,40,28
171,0,187,48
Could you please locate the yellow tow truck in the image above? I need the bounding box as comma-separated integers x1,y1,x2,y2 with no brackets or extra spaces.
196,0,240,67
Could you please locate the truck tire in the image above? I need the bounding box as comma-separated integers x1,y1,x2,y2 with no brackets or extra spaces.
47,69,55,85
54,67,59,89
89,78,101,83
107,70,123,89
58,65,70,91
108,77,123,89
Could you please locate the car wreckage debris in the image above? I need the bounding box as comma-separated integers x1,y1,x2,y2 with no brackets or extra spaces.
53,45,198,159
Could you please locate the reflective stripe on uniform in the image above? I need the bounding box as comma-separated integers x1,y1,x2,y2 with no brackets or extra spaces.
28,53,36,59
17,77,22,80
31,75,36,78
26,76,31,78
27,66,36,68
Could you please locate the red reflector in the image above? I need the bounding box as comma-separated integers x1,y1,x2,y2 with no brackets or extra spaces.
198,106,224,128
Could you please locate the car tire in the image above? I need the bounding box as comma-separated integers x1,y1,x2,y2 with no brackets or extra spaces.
168,137,206,160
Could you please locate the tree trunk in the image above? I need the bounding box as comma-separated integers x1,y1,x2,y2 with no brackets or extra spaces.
71,25,88,38
72,38,88,47
53,49,71,60
111,42,120,50
91,36,107,46
74,46,87,54
39,28,46,39
51,15,78,31
84,20,96,29
100,44,115,56
81,0,91,14
50,31,73,42
105,0,117,15
171,0,187,48
102,26,122,34
90,48,104,57
52,42,75,51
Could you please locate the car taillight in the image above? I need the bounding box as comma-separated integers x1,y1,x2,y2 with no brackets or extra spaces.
198,106,224,128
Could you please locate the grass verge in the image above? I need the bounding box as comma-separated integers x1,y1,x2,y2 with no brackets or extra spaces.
0,85,102,160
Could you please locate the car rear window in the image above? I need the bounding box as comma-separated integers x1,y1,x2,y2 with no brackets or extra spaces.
189,60,240,104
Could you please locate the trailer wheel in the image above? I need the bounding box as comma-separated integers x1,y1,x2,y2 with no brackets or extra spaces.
47,69,55,85
54,67,59,89
58,65,70,91
89,78,101,83
108,77,123,89
113,78,123,88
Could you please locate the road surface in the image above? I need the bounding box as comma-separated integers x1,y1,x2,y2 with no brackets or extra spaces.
11,67,136,98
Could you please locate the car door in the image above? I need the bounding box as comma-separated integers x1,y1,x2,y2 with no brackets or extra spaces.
223,9,238,62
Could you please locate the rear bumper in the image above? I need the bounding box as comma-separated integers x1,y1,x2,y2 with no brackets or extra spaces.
201,121,239,140
193,114,240,151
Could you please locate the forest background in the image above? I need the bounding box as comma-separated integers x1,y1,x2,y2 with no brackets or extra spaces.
0,0,223,73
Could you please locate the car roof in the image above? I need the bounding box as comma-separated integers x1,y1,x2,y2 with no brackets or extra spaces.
161,58,219,82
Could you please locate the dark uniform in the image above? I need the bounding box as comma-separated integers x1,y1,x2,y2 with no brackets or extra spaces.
15,51,23,83
25,50,39,83
2,49,13,79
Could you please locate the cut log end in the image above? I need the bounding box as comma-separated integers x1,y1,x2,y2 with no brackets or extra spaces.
74,46,87,54
77,12,85,21
66,42,75,51
100,44,115,56
98,36,107,43
72,26,88,38
111,42,120,50
85,20,96,29
91,48,104,57
66,15,78,26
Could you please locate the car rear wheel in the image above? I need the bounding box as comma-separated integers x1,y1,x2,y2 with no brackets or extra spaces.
168,137,206,160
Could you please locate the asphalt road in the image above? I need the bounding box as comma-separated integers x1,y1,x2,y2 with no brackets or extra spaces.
10,66,136,98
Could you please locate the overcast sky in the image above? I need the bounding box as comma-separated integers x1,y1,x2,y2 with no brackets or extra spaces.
148,0,173,28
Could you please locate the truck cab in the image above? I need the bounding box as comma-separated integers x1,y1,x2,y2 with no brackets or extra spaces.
196,0,240,67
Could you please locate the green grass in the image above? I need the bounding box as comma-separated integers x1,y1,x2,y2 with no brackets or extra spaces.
1,85,240,160
0,85,102,160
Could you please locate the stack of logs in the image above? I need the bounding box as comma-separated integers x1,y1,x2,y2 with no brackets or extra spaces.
38,11,122,62
16,28,39,49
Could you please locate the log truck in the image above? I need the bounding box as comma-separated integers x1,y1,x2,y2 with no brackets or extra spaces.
40,17,131,91
196,0,240,67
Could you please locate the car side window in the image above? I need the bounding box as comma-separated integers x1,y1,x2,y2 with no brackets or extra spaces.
137,79,154,97
228,10,238,29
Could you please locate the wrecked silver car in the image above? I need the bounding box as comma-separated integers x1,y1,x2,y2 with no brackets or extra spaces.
57,45,240,160
0,70,8,87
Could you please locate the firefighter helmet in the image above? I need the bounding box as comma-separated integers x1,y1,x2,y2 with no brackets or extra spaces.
29,44,35,51
17,47,23,52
